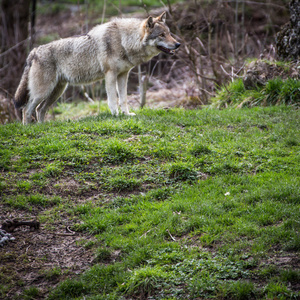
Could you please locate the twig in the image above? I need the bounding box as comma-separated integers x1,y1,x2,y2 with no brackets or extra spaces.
0,87,14,98
138,65,148,109
139,229,152,239
196,37,207,53
226,30,234,54
81,85,94,103
66,226,76,235
140,0,150,15
220,65,243,81
101,0,106,24
166,229,176,241
149,60,159,80
0,38,29,59
52,232,76,236
0,63,9,73
236,62,246,75
198,87,215,97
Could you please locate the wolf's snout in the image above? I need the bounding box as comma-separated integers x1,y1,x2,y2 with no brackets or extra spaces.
175,42,181,49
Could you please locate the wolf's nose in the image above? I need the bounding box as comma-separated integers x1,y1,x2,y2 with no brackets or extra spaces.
175,43,181,49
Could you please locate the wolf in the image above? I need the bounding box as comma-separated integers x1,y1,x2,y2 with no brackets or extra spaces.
14,12,180,124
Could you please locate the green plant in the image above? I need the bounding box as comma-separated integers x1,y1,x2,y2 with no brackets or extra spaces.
43,267,62,280
123,266,169,298
43,162,64,177
17,180,32,192
0,180,7,192
102,140,136,163
168,162,198,181
4,194,61,209
94,247,112,263
280,269,300,284
22,286,40,300
48,279,88,300
107,175,141,192
190,144,212,157
211,77,300,108
221,280,257,300
263,281,293,299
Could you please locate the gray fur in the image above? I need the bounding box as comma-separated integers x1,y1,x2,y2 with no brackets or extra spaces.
14,12,180,124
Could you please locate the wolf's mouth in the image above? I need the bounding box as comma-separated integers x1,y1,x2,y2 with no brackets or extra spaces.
157,45,175,55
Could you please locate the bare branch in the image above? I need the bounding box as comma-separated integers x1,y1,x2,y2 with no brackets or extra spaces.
0,38,29,59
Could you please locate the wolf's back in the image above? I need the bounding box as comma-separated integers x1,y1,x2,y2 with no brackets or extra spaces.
14,49,36,110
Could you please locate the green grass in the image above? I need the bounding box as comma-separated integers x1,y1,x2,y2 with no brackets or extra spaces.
0,106,299,299
211,77,300,108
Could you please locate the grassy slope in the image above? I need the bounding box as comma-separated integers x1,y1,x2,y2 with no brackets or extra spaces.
0,106,299,299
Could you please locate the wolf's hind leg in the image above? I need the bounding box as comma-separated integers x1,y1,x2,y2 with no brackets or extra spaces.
117,72,135,116
36,82,67,122
25,58,57,124
23,98,43,124
105,71,119,115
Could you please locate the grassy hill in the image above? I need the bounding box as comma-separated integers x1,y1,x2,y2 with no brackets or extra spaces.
0,106,299,299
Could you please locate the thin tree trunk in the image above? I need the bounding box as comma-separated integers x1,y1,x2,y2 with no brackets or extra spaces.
0,0,31,95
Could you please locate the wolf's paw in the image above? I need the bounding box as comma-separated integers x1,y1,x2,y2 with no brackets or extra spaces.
123,112,136,116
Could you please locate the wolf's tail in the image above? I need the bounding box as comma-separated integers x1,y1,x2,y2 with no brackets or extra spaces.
13,49,36,111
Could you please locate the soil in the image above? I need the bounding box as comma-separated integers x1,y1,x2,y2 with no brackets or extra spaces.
0,207,95,299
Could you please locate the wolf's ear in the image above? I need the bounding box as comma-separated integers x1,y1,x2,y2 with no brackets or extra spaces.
146,16,154,29
157,11,166,23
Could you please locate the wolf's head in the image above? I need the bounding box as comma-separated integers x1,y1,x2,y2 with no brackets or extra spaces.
143,12,181,55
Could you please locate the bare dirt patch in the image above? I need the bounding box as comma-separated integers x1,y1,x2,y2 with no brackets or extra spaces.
266,252,300,269
0,221,95,299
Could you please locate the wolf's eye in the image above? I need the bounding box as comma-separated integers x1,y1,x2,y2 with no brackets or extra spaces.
160,33,165,38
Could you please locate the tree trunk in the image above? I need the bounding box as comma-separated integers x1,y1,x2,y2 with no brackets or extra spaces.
0,0,31,96
276,0,300,61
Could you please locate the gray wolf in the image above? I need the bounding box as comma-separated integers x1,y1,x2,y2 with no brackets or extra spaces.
14,12,180,124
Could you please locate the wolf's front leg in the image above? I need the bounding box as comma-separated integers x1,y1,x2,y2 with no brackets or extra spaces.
117,72,135,116
105,71,119,115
